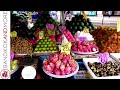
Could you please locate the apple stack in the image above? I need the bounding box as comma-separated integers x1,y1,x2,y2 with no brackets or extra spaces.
90,26,120,53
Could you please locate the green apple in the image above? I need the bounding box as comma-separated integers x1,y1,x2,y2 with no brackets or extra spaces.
50,47,53,50
54,47,57,50
44,45,47,48
46,42,49,44
48,44,51,47
35,48,39,51
43,48,46,51
42,42,45,45
39,48,42,51
48,39,51,42
44,39,47,42
47,47,50,50
41,45,44,48
39,42,41,45
36,45,40,48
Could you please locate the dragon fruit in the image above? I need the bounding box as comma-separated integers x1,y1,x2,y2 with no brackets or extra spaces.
62,58,68,65
65,64,71,74
61,70,66,75
43,59,48,65
43,52,77,75
49,62,55,69
46,65,53,73
56,60,61,69
60,63,65,71
59,53,64,60
54,69,61,75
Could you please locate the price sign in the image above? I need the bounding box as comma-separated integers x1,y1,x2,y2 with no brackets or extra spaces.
98,52,109,64
82,11,87,20
61,42,71,54
117,18,120,32
79,37,88,42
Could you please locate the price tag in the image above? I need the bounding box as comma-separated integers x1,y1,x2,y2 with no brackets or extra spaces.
98,52,109,64
117,18,120,32
61,42,71,54
82,11,87,20
79,37,88,42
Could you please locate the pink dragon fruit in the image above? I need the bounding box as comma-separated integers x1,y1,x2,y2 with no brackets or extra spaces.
49,62,55,69
62,58,68,65
61,70,66,75
60,63,65,71
59,53,64,60
43,59,48,65
51,57,58,63
71,65,76,73
54,69,61,75
45,65,53,73
56,60,61,69
65,64,71,74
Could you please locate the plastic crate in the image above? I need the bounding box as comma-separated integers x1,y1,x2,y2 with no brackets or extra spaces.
39,55,50,62
73,62,88,79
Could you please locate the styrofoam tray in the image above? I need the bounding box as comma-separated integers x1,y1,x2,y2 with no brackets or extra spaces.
72,50,99,55
110,53,120,62
83,58,120,79
10,66,19,75
43,61,79,78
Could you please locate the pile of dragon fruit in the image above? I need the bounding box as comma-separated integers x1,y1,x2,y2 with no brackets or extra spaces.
43,52,77,75
72,41,98,52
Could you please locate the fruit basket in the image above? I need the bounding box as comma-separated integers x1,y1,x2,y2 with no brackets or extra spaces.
42,52,79,78
83,58,120,79
43,61,79,78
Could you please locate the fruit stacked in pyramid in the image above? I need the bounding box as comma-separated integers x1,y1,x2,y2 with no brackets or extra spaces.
65,15,95,34
30,11,58,36
90,26,120,53
34,37,59,53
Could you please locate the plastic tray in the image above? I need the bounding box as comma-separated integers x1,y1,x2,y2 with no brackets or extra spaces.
110,53,120,62
83,58,120,79
10,66,19,75
72,50,99,55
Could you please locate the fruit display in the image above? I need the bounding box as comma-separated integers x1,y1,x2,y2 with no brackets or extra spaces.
10,60,19,73
90,26,120,53
72,41,98,53
57,25,75,42
30,11,59,36
11,37,33,56
65,15,95,34
88,61,120,77
33,37,59,53
43,52,78,75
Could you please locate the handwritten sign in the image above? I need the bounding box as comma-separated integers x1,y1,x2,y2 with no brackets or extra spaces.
117,18,120,32
98,52,109,64
79,37,88,42
61,42,71,54
82,11,87,20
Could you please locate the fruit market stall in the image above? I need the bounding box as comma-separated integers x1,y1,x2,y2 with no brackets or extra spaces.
10,11,120,79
